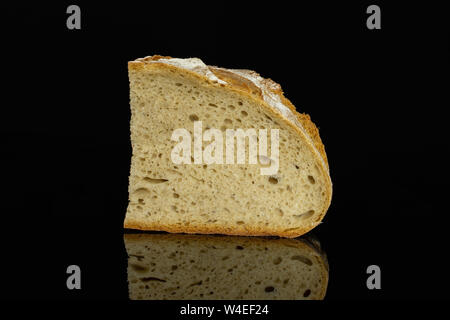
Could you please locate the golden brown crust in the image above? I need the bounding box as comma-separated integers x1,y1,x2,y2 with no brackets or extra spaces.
138,55,172,62
124,216,317,239
294,112,329,169
127,56,332,238
209,67,263,98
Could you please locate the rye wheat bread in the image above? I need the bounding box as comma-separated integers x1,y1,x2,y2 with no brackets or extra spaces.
125,233,329,300
124,55,332,238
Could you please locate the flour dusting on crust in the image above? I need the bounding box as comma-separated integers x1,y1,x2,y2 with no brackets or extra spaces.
150,57,227,84
225,68,303,127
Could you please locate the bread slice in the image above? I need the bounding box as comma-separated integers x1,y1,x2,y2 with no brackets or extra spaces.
125,233,329,300
125,55,332,238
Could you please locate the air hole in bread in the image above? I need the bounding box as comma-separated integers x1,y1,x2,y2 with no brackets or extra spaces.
294,210,315,220
268,177,279,184
273,257,282,265
228,105,235,110
291,255,313,266
303,289,311,297
131,264,149,273
143,177,169,184
265,286,275,292
175,83,182,86
189,114,199,121
141,277,166,283
208,103,218,108
224,118,232,124
308,175,316,184
173,193,179,198
133,188,151,197
276,208,284,217
238,101,243,106
241,110,248,116
236,246,244,250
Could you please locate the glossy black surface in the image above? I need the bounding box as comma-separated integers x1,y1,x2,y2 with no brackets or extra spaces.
1,2,448,300
124,233,328,300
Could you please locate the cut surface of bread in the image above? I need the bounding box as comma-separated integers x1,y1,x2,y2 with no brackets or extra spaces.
125,55,332,238
125,233,329,300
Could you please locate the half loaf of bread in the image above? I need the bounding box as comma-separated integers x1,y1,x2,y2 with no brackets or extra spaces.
125,233,329,300
125,55,332,238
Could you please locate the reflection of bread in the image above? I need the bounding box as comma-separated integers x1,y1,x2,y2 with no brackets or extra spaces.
124,55,332,238
124,233,328,300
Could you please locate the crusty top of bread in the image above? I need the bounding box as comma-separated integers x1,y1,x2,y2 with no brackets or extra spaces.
129,55,329,172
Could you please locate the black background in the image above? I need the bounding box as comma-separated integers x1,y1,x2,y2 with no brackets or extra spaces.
1,1,448,302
